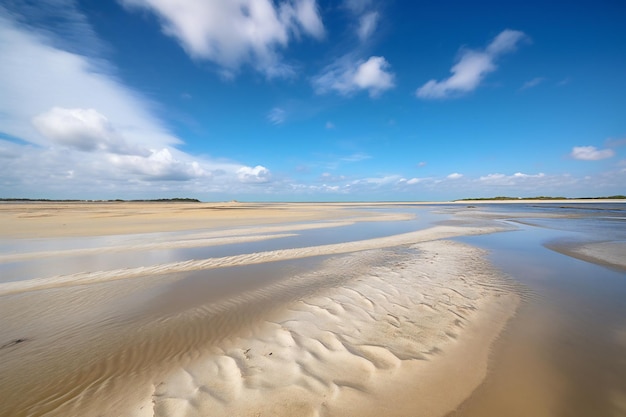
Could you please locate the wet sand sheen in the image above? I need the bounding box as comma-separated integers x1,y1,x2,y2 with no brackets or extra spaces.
0,202,520,416
451,215,626,417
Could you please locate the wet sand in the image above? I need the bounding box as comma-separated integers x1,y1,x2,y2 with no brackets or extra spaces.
0,202,519,417
546,241,626,272
450,205,626,417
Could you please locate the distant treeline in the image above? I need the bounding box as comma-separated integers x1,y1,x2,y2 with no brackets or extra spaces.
0,198,201,203
456,195,626,201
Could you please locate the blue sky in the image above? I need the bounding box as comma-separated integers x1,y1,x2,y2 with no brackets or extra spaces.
1,0,624,201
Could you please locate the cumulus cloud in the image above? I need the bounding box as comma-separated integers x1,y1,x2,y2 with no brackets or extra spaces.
0,12,179,150
570,146,615,161
109,148,207,181
447,172,463,179
357,11,379,41
0,7,271,197
118,0,324,78
313,55,395,97
32,107,149,155
237,165,271,183
416,29,528,99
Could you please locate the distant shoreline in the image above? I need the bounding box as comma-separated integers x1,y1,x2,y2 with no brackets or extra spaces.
0,198,201,203
455,195,625,201
1,196,625,204
0,195,626,206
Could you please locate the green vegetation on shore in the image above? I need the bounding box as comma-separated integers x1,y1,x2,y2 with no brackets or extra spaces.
0,198,201,203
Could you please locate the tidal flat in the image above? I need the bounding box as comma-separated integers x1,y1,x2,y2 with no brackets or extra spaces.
0,201,624,416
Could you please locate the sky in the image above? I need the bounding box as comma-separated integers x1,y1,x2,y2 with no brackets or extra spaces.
1,0,625,201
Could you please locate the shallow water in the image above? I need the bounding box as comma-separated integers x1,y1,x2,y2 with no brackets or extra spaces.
454,205,626,417
2,203,625,416
0,209,445,283
1,208,452,416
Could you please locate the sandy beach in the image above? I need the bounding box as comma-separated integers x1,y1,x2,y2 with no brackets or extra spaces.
0,201,582,416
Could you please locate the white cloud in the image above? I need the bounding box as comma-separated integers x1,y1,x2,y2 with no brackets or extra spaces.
237,165,271,183
349,175,403,187
343,0,373,14
357,11,379,41
32,107,149,155
486,30,528,55
313,55,395,97
119,0,324,78
479,172,545,186
1,0,105,57
353,56,394,95
447,173,463,179
570,146,615,161
479,173,506,181
0,13,180,150
416,29,528,99
0,8,272,198
406,178,422,185
513,172,545,178
319,172,346,183
287,0,325,39
268,107,287,125
109,148,207,181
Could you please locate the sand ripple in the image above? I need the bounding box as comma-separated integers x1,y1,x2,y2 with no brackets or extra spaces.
0,224,517,417
142,240,517,417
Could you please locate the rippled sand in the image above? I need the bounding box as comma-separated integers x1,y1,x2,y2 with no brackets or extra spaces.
0,202,519,416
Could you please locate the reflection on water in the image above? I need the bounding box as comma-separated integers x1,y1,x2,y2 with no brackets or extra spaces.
0,208,445,283
455,206,626,417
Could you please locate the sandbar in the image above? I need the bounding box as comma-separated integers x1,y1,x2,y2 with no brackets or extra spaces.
0,202,519,416
546,240,626,271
